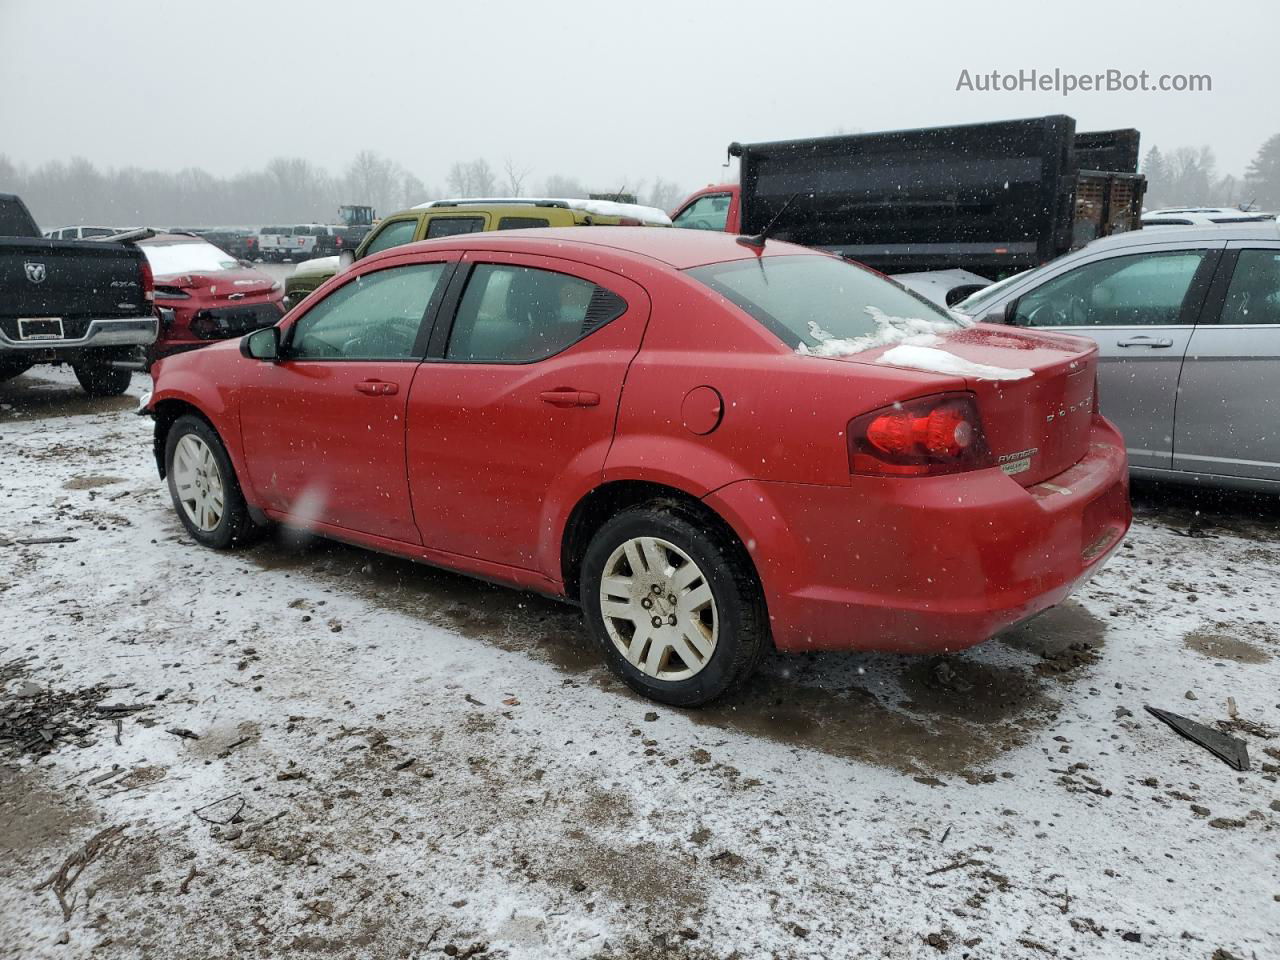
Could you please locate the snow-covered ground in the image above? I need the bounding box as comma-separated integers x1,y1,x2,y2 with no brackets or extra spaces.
1,367,1277,960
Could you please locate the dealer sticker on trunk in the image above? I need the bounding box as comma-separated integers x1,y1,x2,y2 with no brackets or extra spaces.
998,447,1038,476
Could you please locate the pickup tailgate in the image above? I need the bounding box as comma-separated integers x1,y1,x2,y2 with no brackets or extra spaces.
0,238,150,324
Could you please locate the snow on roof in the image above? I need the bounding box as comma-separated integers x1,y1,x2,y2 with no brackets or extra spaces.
414,197,672,226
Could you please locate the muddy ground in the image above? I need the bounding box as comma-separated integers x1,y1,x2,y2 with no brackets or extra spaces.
1,368,1278,959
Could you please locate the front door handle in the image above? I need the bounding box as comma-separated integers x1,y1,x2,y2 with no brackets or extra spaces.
354,379,399,396
538,388,600,408
1117,336,1174,348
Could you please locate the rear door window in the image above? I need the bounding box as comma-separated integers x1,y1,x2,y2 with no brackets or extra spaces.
425,216,487,239
445,264,626,362
1219,250,1280,325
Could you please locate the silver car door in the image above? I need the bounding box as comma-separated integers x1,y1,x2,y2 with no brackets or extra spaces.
1007,245,1221,470
1174,241,1280,482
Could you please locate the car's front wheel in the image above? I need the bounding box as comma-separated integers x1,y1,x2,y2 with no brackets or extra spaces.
165,414,259,549
580,504,768,706
73,362,132,396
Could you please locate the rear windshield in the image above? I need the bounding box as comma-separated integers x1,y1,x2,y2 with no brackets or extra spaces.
141,240,239,275
686,254,960,350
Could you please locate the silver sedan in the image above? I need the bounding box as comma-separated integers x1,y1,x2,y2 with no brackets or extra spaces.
954,222,1280,491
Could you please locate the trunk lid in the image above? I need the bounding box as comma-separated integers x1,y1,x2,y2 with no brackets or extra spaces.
0,238,149,320
894,325,1098,486
156,267,276,301
843,323,1098,486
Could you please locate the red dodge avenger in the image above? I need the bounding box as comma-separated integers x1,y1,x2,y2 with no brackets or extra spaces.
143,228,1130,705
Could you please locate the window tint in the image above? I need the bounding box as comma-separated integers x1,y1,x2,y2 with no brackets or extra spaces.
1012,251,1206,327
363,219,419,255
497,216,551,230
687,254,959,350
673,193,731,231
1220,250,1280,325
446,264,625,363
289,263,445,360
425,216,486,239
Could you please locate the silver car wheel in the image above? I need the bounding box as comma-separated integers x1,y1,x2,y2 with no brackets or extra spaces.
599,536,718,681
172,434,225,533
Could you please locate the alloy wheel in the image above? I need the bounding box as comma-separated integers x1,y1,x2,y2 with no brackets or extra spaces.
599,536,718,681
172,434,225,532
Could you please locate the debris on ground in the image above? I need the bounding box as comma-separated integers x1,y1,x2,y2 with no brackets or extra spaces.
34,825,126,921
192,794,246,825
1145,707,1250,771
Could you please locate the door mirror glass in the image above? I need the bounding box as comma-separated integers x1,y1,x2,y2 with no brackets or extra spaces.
242,326,280,361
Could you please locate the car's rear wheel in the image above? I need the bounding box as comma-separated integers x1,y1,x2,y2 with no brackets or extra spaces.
72,362,132,396
165,414,259,549
580,504,768,706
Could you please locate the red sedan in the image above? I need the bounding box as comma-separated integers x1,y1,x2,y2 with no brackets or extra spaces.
142,228,1130,706
140,233,284,366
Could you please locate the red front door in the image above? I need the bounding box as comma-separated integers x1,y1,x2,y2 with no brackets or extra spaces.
239,257,454,543
405,252,650,575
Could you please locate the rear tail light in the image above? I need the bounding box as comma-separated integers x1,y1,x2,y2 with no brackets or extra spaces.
617,217,642,226
140,256,155,303
848,392,993,477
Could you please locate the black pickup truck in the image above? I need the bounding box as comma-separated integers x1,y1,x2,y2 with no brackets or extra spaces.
1,193,157,395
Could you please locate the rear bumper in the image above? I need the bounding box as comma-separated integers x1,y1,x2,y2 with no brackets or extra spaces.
704,417,1131,654
0,316,158,351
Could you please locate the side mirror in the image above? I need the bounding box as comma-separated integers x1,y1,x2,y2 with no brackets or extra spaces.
1000,300,1020,325
238,258,254,268
241,326,280,361
337,249,356,272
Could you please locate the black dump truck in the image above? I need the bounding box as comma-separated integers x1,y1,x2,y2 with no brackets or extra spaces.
729,115,1145,277
1,194,156,395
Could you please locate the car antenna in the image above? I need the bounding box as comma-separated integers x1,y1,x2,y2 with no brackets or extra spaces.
737,191,802,250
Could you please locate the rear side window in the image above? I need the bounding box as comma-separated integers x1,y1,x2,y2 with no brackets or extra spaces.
425,216,486,239
1012,251,1206,327
497,216,551,230
1220,250,1280,325
686,254,959,350
446,264,626,363
363,219,419,255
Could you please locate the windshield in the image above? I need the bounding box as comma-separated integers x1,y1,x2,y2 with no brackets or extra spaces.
687,254,961,351
952,269,1037,315
141,239,240,276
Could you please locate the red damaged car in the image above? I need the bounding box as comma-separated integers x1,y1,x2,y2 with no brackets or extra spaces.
142,228,1130,705
140,233,284,366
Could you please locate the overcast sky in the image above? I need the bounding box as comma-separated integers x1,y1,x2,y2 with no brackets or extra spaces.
1,0,1275,191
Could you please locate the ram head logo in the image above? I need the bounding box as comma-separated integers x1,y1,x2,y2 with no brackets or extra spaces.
24,261,47,284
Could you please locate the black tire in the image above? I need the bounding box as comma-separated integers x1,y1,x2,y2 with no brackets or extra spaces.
73,363,132,397
164,414,260,549
0,361,34,382
580,502,768,707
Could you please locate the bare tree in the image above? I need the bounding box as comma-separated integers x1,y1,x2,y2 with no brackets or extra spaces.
502,158,531,197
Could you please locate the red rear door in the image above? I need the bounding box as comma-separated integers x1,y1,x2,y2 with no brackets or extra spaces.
405,252,650,575
238,256,455,542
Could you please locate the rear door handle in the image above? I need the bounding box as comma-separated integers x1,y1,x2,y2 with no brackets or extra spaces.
354,379,399,396
538,388,600,408
1117,336,1174,348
